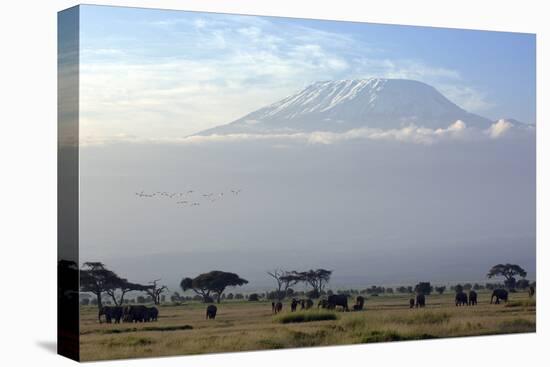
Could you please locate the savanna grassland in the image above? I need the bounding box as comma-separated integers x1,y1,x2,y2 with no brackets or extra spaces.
79,291,535,361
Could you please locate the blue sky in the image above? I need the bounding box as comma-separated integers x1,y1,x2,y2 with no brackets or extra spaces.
79,5,535,140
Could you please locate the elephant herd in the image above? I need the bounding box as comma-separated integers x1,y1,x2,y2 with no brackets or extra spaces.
99,305,159,323
455,290,477,306
271,294,355,314
286,298,314,313
97,287,527,325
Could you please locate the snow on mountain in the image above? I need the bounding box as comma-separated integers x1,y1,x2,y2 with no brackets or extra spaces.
196,78,501,136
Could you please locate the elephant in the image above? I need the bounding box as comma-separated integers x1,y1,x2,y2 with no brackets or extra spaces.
327,294,349,311
302,299,314,310
272,302,283,314
468,290,478,306
206,304,217,320
291,298,299,312
490,289,509,304
99,306,123,323
528,286,535,298
409,298,415,309
415,293,426,308
353,296,365,311
146,307,159,321
123,305,148,322
455,291,468,306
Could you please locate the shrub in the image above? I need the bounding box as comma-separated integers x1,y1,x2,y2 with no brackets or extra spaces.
414,282,433,295
516,279,530,290
248,293,260,301
266,291,285,300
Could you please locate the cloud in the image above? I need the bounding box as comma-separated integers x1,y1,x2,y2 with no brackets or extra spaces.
80,12,495,141
486,119,513,138
80,120,532,147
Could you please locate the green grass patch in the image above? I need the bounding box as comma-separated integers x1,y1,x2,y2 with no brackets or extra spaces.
277,311,337,324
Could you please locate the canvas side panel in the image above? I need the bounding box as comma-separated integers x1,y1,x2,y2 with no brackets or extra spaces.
57,5,80,362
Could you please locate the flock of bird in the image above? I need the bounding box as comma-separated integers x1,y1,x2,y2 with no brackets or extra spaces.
134,189,242,207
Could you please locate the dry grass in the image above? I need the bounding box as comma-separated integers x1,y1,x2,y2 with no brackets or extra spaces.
79,291,535,361
276,311,338,324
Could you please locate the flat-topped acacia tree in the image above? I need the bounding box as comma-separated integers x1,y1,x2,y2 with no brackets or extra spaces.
181,271,248,303
487,263,527,290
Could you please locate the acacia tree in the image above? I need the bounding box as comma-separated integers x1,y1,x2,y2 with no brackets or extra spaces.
296,269,332,298
80,262,121,309
487,264,527,289
181,271,248,303
104,279,150,306
144,279,168,305
267,269,300,301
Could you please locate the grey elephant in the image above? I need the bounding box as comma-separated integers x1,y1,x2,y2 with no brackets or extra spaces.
468,290,478,306
327,294,349,311
123,305,148,322
206,304,217,319
317,299,328,310
455,291,468,306
415,293,426,308
490,289,509,304
146,306,159,321
353,296,365,311
99,306,123,323
291,298,300,311
409,298,415,308
272,302,283,314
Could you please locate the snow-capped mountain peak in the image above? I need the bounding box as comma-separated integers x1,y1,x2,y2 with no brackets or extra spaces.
197,78,500,135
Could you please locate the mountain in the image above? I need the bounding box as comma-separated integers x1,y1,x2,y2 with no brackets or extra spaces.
197,78,497,136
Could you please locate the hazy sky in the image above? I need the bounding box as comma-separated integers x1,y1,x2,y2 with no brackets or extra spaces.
77,5,536,291
79,5,536,142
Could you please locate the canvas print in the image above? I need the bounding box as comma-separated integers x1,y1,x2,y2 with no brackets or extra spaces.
58,4,536,362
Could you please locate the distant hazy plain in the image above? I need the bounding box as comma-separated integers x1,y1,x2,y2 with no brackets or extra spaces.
79,135,535,291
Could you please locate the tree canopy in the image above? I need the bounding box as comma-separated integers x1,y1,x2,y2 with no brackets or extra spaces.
80,262,121,308
181,271,248,303
80,262,153,308
414,282,433,295
487,263,527,289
